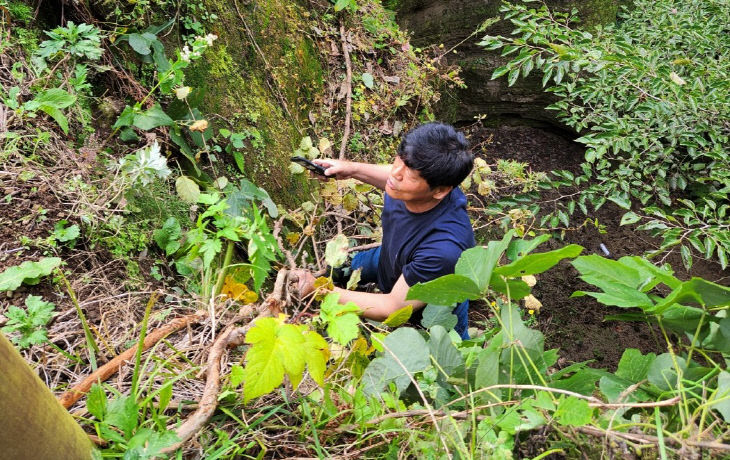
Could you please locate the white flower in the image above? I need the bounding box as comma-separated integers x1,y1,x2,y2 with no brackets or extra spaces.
175,86,192,100
181,45,192,62
204,33,218,46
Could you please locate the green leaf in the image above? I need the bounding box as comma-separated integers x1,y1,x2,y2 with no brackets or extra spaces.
383,305,413,327
319,292,361,346
302,329,329,386
494,244,583,277
157,383,173,412
325,234,349,268
362,327,430,395
710,371,730,422
127,33,153,55
334,0,351,11
406,274,481,305
0,257,62,292
427,325,464,378
489,274,532,300
87,383,107,420
105,395,139,438
230,364,245,387
132,104,173,130
616,348,656,382
175,176,200,203
362,72,374,89
153,217,182,255
506,234,551,262
200,238,222,268
555,396,592,426
620,211,641,225
456,231,513,291
421,304,458,331
648,353,686,391
571,255,654,308
243,317,306,402
651,278,730,314
475,348,500,397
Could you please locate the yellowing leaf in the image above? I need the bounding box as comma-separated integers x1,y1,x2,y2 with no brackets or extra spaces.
176,176,200,203
286,232,301,245
383,305,413,327
343,193,358,212
221,276,258,304
302,328,329,386
318,138,332,155
346,268,362,290
325,234,349,268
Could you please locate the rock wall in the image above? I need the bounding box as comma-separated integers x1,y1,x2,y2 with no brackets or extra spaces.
390,0,625,126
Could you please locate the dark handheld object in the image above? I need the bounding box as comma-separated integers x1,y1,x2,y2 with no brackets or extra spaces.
291,156,328,176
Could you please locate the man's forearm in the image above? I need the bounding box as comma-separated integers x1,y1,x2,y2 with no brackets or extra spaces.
331,287,399,321
349,162,391,190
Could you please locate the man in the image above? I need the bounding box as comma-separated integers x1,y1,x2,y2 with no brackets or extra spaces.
293,122,475,338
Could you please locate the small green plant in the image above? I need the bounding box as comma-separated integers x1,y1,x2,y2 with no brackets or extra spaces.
2,295,55,348
0,257,62,292
34,21,103,62
50,220,80,247
116,141,172,186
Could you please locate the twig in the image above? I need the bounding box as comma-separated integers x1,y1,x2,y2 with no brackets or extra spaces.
338,23,352,161
274,215,296,269
347,242,380,253
58,311,207,409
576,425,730,452
160,270,290,453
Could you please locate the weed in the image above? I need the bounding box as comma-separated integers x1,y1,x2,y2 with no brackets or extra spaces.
2,295,55,349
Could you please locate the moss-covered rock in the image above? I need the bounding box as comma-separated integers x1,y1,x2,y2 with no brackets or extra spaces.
391,0,623,127
184,0,324,207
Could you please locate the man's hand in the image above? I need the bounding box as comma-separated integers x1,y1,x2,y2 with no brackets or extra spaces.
311,159,357,180
288,269,316,297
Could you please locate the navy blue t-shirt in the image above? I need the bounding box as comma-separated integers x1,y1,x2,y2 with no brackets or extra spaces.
377,188,475,294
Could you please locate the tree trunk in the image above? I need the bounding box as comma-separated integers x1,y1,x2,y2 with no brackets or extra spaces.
0,333,93,459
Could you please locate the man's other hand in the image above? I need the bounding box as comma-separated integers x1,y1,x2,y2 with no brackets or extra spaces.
289,269,316,297
311,159,356,180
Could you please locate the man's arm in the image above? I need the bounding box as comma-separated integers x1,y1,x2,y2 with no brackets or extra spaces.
332,274,425,321
292,270,424,321
312,159,391,190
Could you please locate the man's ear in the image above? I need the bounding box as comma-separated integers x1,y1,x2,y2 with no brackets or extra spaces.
432,185,453,200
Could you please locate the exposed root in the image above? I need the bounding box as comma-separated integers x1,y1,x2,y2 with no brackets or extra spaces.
160,269,290,453
57,311,207,409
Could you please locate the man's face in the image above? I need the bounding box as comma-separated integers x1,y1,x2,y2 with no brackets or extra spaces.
385,156,441,206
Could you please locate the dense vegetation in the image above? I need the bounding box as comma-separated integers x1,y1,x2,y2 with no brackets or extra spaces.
0,0,728,458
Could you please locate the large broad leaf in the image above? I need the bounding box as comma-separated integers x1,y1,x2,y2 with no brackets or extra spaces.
506,234,551,262
494,244,583,277
428,325,464,378
421,304,458,331
243,317,306,402
406,274,481,305
133,103,173,130
617,256,681,290
651,278,730,314
572,283,654,309
362,327,429,396
551,369,605,396
475,347,501,401
0,257,62,291
703,317,730,353
599,374,653,403
500,305,546,382
456,231,513,291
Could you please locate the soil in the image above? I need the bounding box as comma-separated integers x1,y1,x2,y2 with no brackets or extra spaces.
464,124,730,371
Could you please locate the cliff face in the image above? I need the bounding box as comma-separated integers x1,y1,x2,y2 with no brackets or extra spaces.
390,0,625,126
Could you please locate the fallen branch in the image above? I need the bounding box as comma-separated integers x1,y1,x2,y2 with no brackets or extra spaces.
160,269,290,454
576,425,730,452
58,310,207,409
338,23,352,160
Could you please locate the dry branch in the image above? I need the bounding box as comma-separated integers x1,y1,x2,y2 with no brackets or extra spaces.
576,425,730,452
338,23,352,160
58,311,207,409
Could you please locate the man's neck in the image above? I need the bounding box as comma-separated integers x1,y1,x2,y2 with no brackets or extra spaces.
403,194,446,213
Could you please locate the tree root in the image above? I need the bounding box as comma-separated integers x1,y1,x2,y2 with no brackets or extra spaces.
160,269,290,454
58,310,208,409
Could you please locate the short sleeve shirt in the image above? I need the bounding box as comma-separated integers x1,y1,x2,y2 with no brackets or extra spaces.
377,188,475,293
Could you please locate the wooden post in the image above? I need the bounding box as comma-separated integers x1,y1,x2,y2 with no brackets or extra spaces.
0,333,93,459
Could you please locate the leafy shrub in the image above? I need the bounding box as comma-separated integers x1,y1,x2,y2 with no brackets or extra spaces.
479,0,730,268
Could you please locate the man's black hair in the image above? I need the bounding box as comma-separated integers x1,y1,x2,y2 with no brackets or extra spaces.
397,122,473,189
